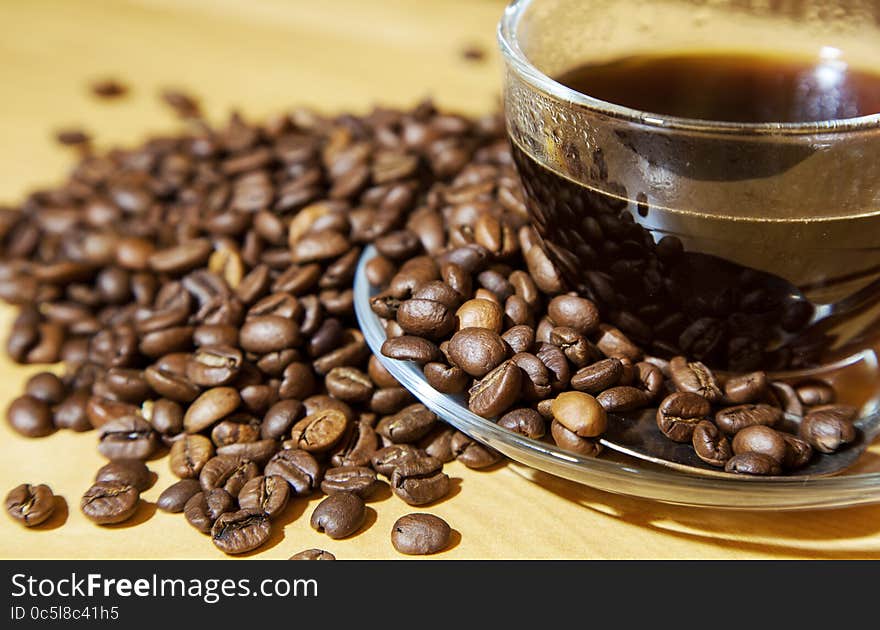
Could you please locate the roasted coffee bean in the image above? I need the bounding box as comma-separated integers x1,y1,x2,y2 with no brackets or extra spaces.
212,510,271,555
290,409,348,452
184,387,240,433
371,444,421,477
239,316,300,354
456,298,503,333
397,299,456,339
595,324,642,362
150,398,184,436
535,343,570,390
468,361,522,418
723,371,768,405
144,365,201,403
715,404,782,435
447,328,508,378
390,455,449,505
570,358,623,394
95,460,152,491
5,483,56,526
169,435,215,479
724,452,781,476
381,335,441,364
261,399,304,440
102,368,150,403
450,431,502,468
368,355,399,388
25,372,66,405
550,420,602,456
310,492,366,539
80,483,140,524
211,416,261,447
501,324,535,354
97,416,157,461
691,421,732,467
732,425,787,463
370,387,414,415
264,449,321,496
216,439,278,464
376,404,436,444
53,390,92,432
770,382,804,418
596,386,651,413
205,488,235,520
7,395,54,437
278,362,317,400
799,405,857,453
238,475,290,518
423,362,469,394
149,239,212,274
325,367,374,403
656,392,711,443
199,455,259,496
157,479,202,513
186,346,242,387
547,295,599,335
782,434,813,469
498,408,546,439
289,549,336,560
551,391,607,438
303,395,356,423
419,425,456,463
321,466,379,498
795,380,836,407
183,492,214,534
391,513,451,555
510,352,552,400
194,324,239,348
668,356,722,402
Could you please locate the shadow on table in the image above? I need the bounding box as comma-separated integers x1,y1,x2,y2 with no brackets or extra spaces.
509,463,880,559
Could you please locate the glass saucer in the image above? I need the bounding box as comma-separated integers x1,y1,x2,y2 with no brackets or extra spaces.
354,246,880,510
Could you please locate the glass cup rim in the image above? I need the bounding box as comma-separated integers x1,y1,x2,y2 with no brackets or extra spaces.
497,0,880,136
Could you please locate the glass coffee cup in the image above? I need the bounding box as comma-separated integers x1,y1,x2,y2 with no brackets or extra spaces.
499,0,880,409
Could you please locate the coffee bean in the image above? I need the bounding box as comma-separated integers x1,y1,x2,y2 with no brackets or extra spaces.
423,362,469,394
419,426,456,463
310,492,366,539
290,409,349,452
498,407,546,439
723,371,767,405
289,549,336,560
456,298,503,333
547,295,599,335
7,395,54,437
656,392,711,443
325,366,374,403
199,455,259,496
550,420,602,456
5,483,56,526
95,460,152,491
149,239,213,274
595,324,642,362
390,455,449,505
794,380,836,407
551,391,607,438
391,513,451,555
183,492,214,534
216,439,278,464
81,483,140,524
98,416,158,461
261,399,304,440
157,479,202,513
370,387,414,415
714,404,782,435
53,390,92,432
184,387,240,433
278,362,317,400
321,466,379,498
781,434,813,469
239,315,300,354
381,335,441,364
25,372,66,405
376,404,436,444
397,298,456,339
169,434,214,479
770,382,804,418
510,352,552,400
468,361,522,418
691,420,732,467
447,328,508,378
535,342,570,390
238,475,290,518
596,386,651,413
501,325,535,354
668,356,722,402
798,405,857,453
212,510,271,555
210,415,260,447
731,425,786,463
570,358,623,394
450,431,502,468
187,346,242,387
144,366,201,403
724,452,781,476
264,449,321,496
330,419,379,468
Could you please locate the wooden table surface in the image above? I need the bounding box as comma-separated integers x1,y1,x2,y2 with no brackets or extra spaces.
2,0,880,560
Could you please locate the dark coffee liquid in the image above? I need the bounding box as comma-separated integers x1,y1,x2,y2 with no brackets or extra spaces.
556,52,880,123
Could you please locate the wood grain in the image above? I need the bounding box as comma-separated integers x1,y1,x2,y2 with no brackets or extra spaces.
1,0,879,559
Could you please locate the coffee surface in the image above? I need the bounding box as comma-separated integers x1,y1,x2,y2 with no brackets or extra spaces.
556,52,880,123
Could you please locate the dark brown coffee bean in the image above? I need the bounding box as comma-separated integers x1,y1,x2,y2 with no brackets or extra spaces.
278,362,317,400
468,360,522,418
418,426,456,463
211,416,261,447
204,488,235,521
547,295,599,335
53,390,92,432
595,324,643,362
7,395,54,437
184,387,240,433
770,382,804,418
795,380,836,407
85,396,140,429
715,404,782,435
25,372,66,405
150,398,184,436
239,315,300,353
149,238,212,274
570,358,623,394
183,492,213,534
381,335,441,364
448,328,508,378
781,434,813,469
169,434,215,479
524,243,564,294
265,449,321,496
310,492,366,539
450,431,502,468
325,367,374,403
97,416,158,461
313,328,368,374
199,455,259,496
724,452,781,476
376,404,436,444
535,342,570,390
366,255,396,286
303,395,356,423
368,354,399,388
186,346,242,387
391,513,451,555
668,356,722,402
550,420,602,456
216,439,278,464
370,387,414,415
102,368,150,403
291,229,351,263
5,483,56,526
691,421,732,467
95,460,152,491
261,399,304,440
144,366,200,403
798,405,857,453
212,509,271,555
723,371,768,405
321,466,379,498
510,352,552,400
397,298,456,339
290,409,348,452
423,362,469,394
157,479,202,513
732,425,787,462
501,324,535,354
551,391,607,438
371,444,421,477
596,386,652,413
656,392,711,443
238,475,290,518
498,408,546,439
81,482,139,524
390,455,450,506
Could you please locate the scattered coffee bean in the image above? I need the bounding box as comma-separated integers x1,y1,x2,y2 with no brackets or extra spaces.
656,392,711,443
238,475,290,518
169,434,215,479
497,408,546,439
310,492,366,539
265,449,320,496
799,405,857,453
691,421,732,467
551,391,607,438
5,483,56,526
157,479,202,513
212,510,271,555
7,395,54,437
714,404,782,435
95,460,152,491
450,432,502,468
391,513,451,555
731,425,787,463
97,416,158,461
80,483,139,524
390,455,450,505
289,549,336,560
321,466,379,498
